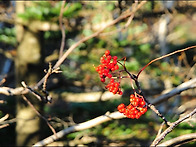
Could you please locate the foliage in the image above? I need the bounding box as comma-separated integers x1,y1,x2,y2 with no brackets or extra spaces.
18,2,82,21
0,28,16,46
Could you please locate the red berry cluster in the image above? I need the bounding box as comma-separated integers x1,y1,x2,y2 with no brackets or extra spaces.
105,79,122,95
117,94,147,119
95,50,121,95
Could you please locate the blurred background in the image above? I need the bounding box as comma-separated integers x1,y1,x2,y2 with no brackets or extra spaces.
0,1,195,146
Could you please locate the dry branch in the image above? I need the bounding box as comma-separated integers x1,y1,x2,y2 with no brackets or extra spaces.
158,133,196,146
151,78,196,105
0,86,27,96
33,111,125,146
151,108,196,146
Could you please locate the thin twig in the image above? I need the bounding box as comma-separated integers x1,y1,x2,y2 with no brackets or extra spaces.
151,78,196,105
136,45,196,79
59,0,67,59
21,81,45,102
21,94,57,138
43,62,53,92
155,122,165,139
0,77,6,86
0,124,9,129
0,114,9,122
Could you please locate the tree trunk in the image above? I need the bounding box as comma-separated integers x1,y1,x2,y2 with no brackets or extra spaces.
15,2,44,146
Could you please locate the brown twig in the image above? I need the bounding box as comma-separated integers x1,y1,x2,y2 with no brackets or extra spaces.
136,45,196,79
0,77,6,86
59,0,67,59
21,94,57,138
21,81,46,102
43,62,62,91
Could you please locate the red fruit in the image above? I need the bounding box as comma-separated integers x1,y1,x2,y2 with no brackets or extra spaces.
119,108,126,113
140,101,146,107
113,60,117,65
107,74,112,78
114,82,119,87
135,114,141,119
127,104,133,110
130,94,135,98
105,50,110,56
113,56,118,60
130,114,135,119
118,103,125,109
110,78,114,83
100,78,105,82
114,64,119,70
106,55,112,60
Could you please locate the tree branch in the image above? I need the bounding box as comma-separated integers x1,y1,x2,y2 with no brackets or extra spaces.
33,111,125,146
158,133,196,146
151,78,196,105
151,107,196,146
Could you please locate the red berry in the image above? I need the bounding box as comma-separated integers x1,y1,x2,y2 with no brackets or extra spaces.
100,78,105,82
114,64,119,70
110,78,114,83
130,94,135,98
113,60,117,65
106,55,112,60
113,56,118,60
107,74,112,78
105,50,110,56
140,101,146,107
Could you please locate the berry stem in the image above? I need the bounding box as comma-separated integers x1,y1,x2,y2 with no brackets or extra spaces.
148,104,171,127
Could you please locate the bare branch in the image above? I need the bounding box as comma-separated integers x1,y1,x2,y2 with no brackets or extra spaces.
21,95,57,138
21,81,44,102
0,114,9,129
33,111,125,146
59,0,67,58
137,46,196,79
0,114,9,122
151,108,196,146
158,133,196,146
0,86,27,96
151,78,196,105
